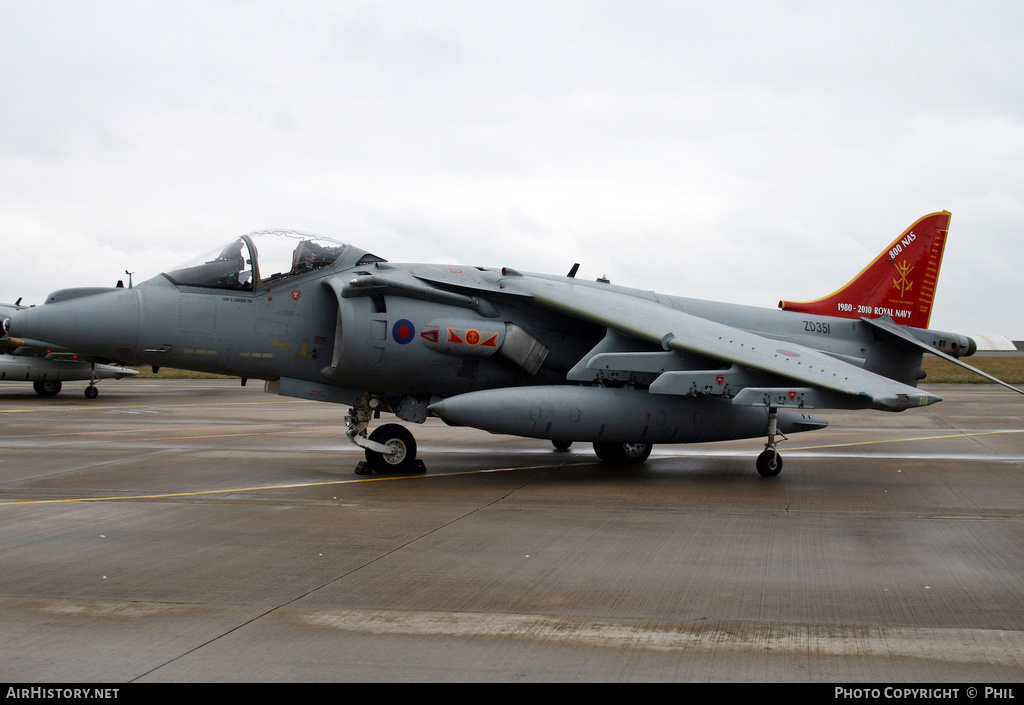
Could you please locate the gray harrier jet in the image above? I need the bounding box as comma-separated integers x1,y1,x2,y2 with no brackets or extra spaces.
6,212,1018,474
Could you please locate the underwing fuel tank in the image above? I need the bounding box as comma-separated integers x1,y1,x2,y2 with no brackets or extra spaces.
428,386,828,444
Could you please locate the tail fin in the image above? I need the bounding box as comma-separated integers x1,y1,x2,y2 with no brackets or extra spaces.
779,211,951,329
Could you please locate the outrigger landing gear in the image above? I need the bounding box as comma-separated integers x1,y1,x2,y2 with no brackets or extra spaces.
346,398,426,475
83,363,100,399
756,406,785,477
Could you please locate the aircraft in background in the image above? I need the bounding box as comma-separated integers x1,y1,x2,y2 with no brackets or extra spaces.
5,211,1020,475
1,299,138,398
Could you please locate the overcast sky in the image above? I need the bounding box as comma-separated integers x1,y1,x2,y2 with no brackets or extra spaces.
2,1,1022,339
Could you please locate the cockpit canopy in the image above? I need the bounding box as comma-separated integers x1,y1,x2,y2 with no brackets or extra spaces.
163,230,357,290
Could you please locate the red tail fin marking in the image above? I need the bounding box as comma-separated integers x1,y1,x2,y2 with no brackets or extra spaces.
779,211,951,329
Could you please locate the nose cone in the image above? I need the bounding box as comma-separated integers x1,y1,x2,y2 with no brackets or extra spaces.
7,288,141,360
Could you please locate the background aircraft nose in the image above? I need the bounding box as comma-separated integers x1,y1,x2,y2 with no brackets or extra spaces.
7,288,141,360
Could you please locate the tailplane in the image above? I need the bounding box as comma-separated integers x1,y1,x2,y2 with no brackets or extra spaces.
779,211,951,329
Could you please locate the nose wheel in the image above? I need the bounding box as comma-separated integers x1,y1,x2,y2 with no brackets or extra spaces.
346,399,426,474
361,423,422,474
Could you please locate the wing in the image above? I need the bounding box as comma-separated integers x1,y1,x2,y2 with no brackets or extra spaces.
863,315,1024,396
508,276,940,412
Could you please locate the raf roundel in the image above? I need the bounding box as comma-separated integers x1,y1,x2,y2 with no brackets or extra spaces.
392,319,415,345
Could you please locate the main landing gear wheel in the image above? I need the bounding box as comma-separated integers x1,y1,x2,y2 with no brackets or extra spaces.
363,423,421,474
756,449,783,477
593,441,653,464
33,380,62,396
552,439,573,451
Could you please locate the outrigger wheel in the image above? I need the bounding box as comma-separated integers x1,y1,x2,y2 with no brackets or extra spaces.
756,449,783,477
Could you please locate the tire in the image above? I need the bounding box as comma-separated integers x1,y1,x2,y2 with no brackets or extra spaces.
756,449,783,477
33,380,62,396
364,424,419,473
84,385,99,399
593,441,652,464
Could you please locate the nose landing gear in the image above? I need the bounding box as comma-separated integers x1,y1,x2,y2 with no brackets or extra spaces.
345,398,426,475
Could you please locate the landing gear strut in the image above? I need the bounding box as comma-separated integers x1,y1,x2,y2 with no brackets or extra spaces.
756,406,785,477
346,398,426,475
